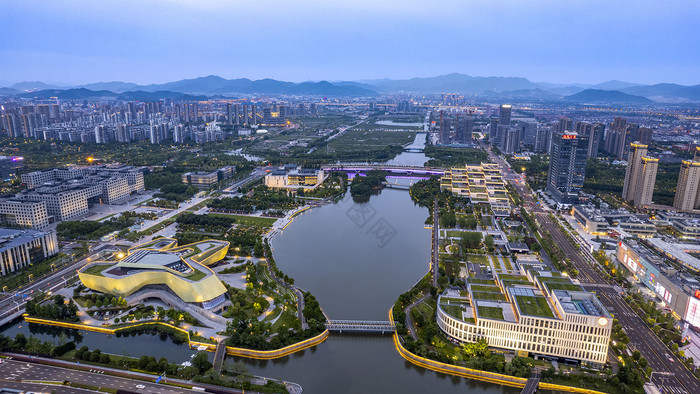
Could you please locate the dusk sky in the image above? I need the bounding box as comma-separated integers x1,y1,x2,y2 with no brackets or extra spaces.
1,0,698,86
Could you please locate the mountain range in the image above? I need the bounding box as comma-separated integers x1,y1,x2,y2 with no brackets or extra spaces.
2,73,699,103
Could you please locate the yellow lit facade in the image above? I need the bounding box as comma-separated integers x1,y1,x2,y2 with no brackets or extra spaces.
79,238,229,306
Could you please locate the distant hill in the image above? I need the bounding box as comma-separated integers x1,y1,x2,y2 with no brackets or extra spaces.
79,81,142,92
591,80,643,90
116,90,208,101
621,83,700,102
565,89,653,104
10,81,63,91
0,87,19,95
360,73,540,93
17,88,117,100
137,75,377,96
5,74,699,101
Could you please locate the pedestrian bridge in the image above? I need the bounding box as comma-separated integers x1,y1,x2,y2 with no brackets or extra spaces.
326,320,396,334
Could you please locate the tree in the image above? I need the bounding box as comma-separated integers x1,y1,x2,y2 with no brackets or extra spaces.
192,351,212,373
461,232,483,250
484,235,494,250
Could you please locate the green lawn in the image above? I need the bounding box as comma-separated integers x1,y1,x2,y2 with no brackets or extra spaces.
471,291,506,302
467,255,490,265
503,257,513,270
543,282,584,292
208,213,278,227
515,295,555,318
82,264,111,276
186,268,207,282
441,304,464,319
446,230,467,238
477,306,505,320
470,284,500,292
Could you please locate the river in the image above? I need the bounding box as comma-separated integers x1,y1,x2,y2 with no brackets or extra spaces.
225,138,515,393
0,136,517,393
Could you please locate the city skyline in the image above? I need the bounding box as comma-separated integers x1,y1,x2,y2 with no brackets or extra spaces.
1,0,699,86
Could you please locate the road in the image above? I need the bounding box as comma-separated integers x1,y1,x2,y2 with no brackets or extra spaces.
0,244,112,325
0,356,192,394
432,198,439,287
485,144,699,394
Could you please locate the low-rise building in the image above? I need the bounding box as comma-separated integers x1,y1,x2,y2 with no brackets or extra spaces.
0,199,49,229
181,166,235,189
572,205,656,238
436,269,611,366
264,165,325,190
15,165,145,222
440,163,510,214
616,240,700,328
0,228,59,277
78,238,229,310
572,205,609,235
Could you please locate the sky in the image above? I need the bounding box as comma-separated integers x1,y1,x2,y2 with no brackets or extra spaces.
1,0,698,86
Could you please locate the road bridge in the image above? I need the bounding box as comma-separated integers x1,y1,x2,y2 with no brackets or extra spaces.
322,164,446,176
326,320,395,334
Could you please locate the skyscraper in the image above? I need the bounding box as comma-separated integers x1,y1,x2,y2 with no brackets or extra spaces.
439,111,450,144
454,112,473,144
234,104,240,125
673,159,700,211
622,142,658,207
251,105,257,126
498,104,511,126
94,125,106,144
115,124,129,143
555,117,573,133
504,127,521,154
226,103,233,125
546,131,589,203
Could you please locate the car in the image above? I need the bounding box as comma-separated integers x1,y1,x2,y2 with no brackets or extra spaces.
136,384,145,389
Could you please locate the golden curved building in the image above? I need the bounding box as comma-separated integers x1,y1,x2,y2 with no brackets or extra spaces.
79,238,229,308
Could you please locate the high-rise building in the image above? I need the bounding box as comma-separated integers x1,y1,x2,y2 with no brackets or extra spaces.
234,104,240,125
673,159,700,211
574,121,605,158
489,116,499,143
439,111,450,144
454,113,473,144
149,125,160,144
226,103,233,125
243,104,249,126
546,131,589,203
498,104,511,126
94,125,107,144
534,126,550,153
173,124,185,143
622,143,658,207
115,124,129,143
251,105,257,126
504,127,521,154
555,117,573,133
635,127,653,146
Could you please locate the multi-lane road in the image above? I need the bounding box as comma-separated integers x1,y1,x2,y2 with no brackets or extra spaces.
0,244,112,326
536,214,698,394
